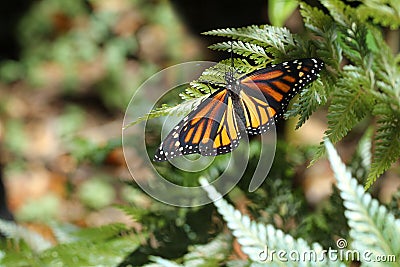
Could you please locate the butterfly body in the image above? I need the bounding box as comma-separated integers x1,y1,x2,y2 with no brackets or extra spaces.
154,58,324,162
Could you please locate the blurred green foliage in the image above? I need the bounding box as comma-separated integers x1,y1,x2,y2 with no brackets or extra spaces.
0,0,197,109
78,176,116,209
16,194,60,222
4,119,28,154
268,0,298,27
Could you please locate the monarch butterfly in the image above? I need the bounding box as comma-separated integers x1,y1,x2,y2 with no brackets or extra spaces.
153,58,324,162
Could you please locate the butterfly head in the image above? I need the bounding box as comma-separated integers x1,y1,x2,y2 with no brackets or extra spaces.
225,69,240,92
225,70,235,82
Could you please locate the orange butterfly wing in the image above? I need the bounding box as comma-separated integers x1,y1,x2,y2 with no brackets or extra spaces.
154,58,324,162
239,58,324,135
154,89,241,161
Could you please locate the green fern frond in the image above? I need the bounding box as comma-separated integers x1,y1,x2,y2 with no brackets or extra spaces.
196,63,230,86
124,97,205,128
300,2,342,71
325,66,372,143
357,0,400,29
40,235,139,266
321,0,376,69
325,139,400,265
71,222,127,240
0,219,52,252
305,0,399,188
371,31,400,96
180,84,213,100
285,79,327,129
209,41,270,64
338,21,370,66
40,223,138,266
366,28,400,188
203,25,298,59
199,178,345,266
218,58,261,74
203,25,295,47
367,103,400,189
0,221,140,266
321,0,353,27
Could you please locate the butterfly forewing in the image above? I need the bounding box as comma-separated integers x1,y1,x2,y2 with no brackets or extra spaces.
239,58,324,136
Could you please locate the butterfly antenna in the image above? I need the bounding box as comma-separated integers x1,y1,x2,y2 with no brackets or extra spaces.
230,41,234,69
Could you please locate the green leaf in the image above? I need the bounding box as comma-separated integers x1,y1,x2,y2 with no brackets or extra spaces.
268,0,298,27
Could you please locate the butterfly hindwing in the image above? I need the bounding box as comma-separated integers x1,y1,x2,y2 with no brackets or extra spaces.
239,58,324,135
154,89,241,161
